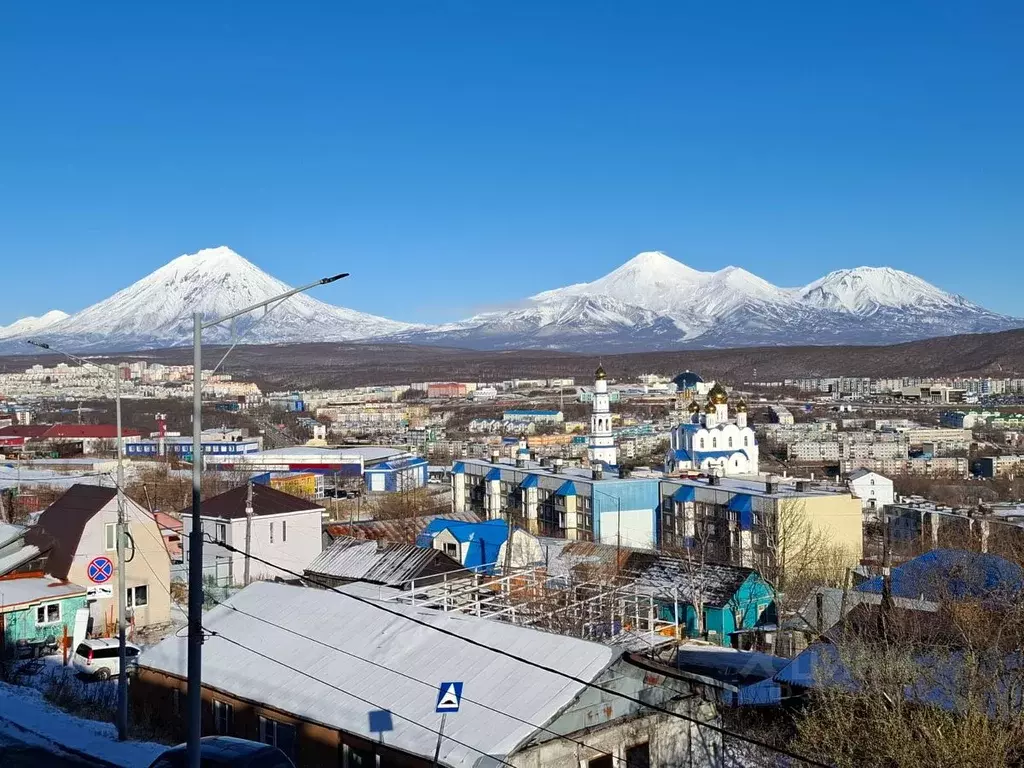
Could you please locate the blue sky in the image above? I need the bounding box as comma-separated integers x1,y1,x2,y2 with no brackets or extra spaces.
1,2,1021,324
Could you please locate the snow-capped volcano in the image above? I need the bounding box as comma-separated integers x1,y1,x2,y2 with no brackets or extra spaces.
1,247,414,352
799,266,974,314
0,310,70,340
390,251,1021,350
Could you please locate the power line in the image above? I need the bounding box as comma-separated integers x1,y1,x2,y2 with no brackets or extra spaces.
206,537,833,768
200,627,520,768
204,594,632,766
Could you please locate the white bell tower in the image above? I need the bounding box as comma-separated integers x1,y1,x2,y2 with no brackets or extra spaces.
588,365,618,466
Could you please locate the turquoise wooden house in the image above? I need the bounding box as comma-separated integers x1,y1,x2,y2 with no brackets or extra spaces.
631,557,774,648
0,577,88,656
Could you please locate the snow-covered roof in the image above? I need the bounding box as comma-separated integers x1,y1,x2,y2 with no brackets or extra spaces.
140,581,615,767
0,577,87,608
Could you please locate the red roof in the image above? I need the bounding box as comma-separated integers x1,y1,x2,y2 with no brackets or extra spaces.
0,425,51,439
42,425,142,439
153,511,183,531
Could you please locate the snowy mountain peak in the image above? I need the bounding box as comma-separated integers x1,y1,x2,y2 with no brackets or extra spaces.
800,266,967,314
1,247,414,352
0,310,70,340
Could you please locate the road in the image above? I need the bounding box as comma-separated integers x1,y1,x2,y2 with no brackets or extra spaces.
0,728,108,767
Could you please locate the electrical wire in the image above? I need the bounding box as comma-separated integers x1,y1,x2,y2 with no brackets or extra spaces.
197,626,520,768
205,537,834,768
203,594,633,766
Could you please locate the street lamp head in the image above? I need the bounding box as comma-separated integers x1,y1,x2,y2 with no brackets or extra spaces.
320,272,349,285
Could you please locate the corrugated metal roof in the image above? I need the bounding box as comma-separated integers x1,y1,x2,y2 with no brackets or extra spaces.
305,536,462,587
140,581,615,768
325,511,480,546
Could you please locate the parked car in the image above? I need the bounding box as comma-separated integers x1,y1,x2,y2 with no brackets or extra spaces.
147,737,295,767
72,638,141,680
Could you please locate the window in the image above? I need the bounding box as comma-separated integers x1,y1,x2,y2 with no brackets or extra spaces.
443,542,458,558
105,523,116,551
588,756,613,768
270,522,275,544
126,585,149,609
344,744,375,767
699,438,705,449
259,716,296,757
712,437,717,448
282,520,287,542
744,435,749,447
626,743,651,768
213,699,233,735
35,602,61,625
728,436,734,448
215,523,227,543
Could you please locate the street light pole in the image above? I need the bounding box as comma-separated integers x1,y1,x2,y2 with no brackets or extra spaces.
185,272,347,768
26,341,130,740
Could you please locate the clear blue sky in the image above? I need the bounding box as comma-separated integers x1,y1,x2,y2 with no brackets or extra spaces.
1,1,1021,324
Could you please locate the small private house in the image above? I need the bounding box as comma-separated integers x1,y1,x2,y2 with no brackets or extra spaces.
181,484,324,586
847,469,895,513
633,559,775,647
415,518,511,573
135,581,721,768
24,485,172,635
0,576,88,657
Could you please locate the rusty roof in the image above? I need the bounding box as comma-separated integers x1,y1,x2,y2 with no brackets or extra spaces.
324,510,480,545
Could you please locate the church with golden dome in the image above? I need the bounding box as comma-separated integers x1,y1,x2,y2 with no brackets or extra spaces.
665,380,759,476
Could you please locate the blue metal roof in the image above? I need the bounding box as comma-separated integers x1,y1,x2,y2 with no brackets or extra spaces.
857,549,1024,601
555,480,577,497
727,495,753,513
485,468,501,481
672,485,697,502
672,449,691,462
452,462,465,474
519,475,539,489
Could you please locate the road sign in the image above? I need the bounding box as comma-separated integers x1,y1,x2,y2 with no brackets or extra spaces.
435,682,463,713
87,556,114,584
87,585,113,599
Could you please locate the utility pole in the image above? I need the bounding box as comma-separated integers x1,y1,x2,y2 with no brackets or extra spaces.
185,273,348,768
243,481,253,586
26,342,130,740
115,362,128,740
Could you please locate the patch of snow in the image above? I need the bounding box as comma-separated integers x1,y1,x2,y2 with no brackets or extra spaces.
0,310,70,340
0,678,165,766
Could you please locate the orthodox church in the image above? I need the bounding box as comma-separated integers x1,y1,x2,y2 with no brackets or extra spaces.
665,381,759,476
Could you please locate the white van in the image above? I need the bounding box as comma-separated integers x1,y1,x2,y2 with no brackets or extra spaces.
72,638,141,680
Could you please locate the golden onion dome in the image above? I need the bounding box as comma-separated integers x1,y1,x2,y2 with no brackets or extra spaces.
708,382,729,404
704,399,717,414
735,399,748,412
687,399,701,414
595,365,607,380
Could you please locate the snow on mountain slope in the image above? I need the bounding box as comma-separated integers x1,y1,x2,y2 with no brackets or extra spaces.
533,251,709,317
4,247,415,352
0,310,69,340
798,266,976,314
394,251,1021,351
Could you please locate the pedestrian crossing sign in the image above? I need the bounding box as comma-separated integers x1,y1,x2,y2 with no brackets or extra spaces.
435,681,464,713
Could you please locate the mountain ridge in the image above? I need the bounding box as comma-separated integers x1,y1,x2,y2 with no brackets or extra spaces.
1,247,1019,354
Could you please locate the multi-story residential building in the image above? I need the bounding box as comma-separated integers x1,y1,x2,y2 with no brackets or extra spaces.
502,409,564,429
657,476,863,573
768,405,794,425
973,455,1024,478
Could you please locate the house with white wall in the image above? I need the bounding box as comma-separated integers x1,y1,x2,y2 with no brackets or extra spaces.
847,469,895,512
181,485,325,586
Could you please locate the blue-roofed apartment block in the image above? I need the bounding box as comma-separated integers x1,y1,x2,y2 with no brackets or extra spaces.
451,458,663,548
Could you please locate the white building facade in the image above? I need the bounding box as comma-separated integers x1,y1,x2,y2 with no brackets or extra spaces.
666,383,759,476
588,366,618,467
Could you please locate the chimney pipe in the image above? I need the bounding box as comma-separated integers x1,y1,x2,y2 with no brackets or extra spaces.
490,450,500,465
553,458,563,474
765,475,777,494
592,465,604,481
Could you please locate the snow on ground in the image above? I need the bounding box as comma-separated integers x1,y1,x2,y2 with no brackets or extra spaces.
0,677,164,767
